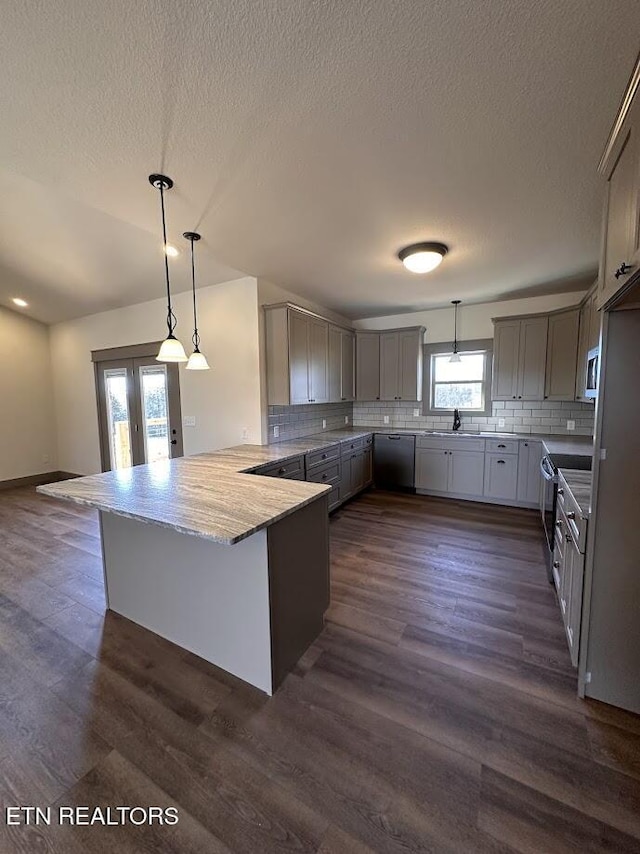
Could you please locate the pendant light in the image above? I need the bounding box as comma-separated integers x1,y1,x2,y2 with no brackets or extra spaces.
148,174,188,363
450,300,461,363
183,231,210,370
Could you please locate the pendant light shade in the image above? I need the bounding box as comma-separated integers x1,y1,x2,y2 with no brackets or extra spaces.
449,300,462,363
183,231,210,371
149,174,188,363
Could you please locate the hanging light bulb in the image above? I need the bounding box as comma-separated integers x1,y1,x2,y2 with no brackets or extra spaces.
449,300,462,363
148,174,188,363
183,232,210,370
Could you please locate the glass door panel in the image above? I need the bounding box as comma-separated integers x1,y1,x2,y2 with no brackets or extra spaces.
104,368,133,470
139,365,170,463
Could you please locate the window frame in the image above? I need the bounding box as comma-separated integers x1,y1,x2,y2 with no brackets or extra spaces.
422,338,493,416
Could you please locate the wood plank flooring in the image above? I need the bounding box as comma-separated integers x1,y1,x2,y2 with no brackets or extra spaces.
1,485,639,852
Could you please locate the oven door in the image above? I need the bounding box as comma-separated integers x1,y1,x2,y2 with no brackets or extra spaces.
539,455,556,550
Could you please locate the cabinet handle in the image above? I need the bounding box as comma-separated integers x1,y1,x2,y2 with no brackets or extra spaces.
278,467,286,474
497,444,506,448
524,442,528,446
553,561,560,568
557,488,564,495
518,395,522,399
614,262,633,279
321,454,327,459
497,460,506,464
565,533,572,543
556,519,563,529
322,473,328,480
567,511,576,520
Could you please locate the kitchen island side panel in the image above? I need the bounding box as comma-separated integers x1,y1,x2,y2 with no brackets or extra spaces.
100,511,274,694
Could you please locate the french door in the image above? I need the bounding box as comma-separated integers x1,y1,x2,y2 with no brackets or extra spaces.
96,356,183,471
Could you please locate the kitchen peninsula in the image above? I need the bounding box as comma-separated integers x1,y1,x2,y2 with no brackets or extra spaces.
38,450,331,695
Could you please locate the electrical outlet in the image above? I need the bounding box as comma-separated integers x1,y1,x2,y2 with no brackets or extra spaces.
322,419,326,429
567,420,576,431
241,427,249,440
273,425,279,438
383,415,390,424
498,418,505,428
42,454,49,464
183,415,196,427
413,409,420,417
344,415,349,424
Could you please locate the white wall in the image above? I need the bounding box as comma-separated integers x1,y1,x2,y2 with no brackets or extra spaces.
50,277,262,475
354,291,587,342
0,307,57,481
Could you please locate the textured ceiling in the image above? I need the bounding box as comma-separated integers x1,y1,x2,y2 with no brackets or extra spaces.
0,0,639,323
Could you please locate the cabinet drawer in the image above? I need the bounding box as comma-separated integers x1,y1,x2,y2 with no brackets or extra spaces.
341,437,365,456
306,444,340,470
254,455,304,478
307,460,341,485
416,436,485,452
485,438,519,455
557,474,588,552
484,453,518,500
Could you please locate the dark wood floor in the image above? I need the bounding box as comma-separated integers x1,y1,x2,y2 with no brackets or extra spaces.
1,487,639,853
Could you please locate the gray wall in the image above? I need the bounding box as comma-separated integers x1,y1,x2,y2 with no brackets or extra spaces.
267,402,354,443
353,399,595,435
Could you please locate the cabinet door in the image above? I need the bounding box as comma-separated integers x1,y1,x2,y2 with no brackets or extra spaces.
575,300,591,400
341,331,355,401
288,310,310,404
356,333,380,401
327,326,342,403
449,450,485,496
545,309,580,401
398,330,423,401
352,451,366,494
379,332,400,400
492,321,520,400
484,453,518,500
566,542,584,667
589,292,600,352
518,316,548,400
600,127,638,307
516,440,542,504
415,448,449,492
308,318,329,403
362,447,373,486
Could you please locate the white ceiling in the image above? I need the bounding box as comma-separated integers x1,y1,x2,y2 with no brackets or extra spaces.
1,0,639,324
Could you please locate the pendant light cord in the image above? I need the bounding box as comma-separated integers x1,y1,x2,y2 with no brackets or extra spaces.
189,237,200,351
158,183,177,337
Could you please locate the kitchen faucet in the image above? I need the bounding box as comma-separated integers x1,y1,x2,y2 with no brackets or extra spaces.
452,408,461,432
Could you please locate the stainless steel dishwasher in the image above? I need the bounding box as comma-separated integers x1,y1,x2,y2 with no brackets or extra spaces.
373,434,416,490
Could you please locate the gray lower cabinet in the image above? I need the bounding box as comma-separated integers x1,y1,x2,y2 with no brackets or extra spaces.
415,447,449,492
484,453,518,500
304,436,372,511
555,501,585,668
516,439,543,504
253,455,305,479
307,459,342,511
449,450,485,496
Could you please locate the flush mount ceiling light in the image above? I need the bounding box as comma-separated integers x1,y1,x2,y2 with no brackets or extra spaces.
183,231,210,371
449,299,461,363
398,242,448,274
149,174,188,363
12,297,28,308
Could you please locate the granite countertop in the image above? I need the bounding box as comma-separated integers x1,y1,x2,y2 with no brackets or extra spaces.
539,436,594,457
38,452,331,546
558,469,592,518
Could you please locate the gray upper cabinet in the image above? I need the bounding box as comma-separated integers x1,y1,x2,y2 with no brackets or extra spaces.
356,332,381,401
328,325,355,403
545,308,579,401
378,328,425,401
492,316,547,401
265,304,331,405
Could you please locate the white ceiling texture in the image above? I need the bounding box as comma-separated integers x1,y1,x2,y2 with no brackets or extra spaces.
1,0,639,323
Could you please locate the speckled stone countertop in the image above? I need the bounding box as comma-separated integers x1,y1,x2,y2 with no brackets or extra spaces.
558,469,593,518
38,452,332,546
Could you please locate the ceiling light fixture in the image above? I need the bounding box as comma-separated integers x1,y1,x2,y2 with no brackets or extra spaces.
183,232,210,371
450,299,461,363
149,174,188,363
398,242,448,274
12,297,28,308
164,244,179,257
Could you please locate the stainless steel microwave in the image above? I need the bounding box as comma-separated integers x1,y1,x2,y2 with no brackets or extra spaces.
585,346,599,398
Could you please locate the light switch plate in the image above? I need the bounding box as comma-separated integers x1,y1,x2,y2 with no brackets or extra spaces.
241,427,249,440
383,415,390,424
498,418,505,428
567,420,576,431
344,415,349,424
413,409,420,417
273,425,280,438
183,415,196,427
322,419,327,429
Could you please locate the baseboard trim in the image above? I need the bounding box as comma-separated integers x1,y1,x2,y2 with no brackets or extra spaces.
0,471,80,491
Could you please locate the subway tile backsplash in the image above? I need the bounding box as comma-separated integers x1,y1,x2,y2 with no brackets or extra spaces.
352,399,595,436
268,402,354,443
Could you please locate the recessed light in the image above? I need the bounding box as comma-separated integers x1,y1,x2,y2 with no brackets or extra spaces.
12,297,28,308
164,244,179,257
398,242,448,274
